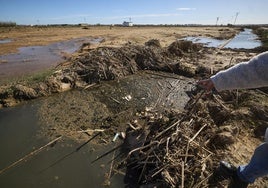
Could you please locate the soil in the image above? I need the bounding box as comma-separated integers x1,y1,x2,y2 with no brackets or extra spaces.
0,26,268,187
0,26,238,55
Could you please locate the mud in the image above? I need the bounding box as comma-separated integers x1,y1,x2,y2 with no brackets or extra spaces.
38,71,194,142
0,37,268,187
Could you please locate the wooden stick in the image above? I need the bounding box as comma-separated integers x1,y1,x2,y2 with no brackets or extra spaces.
193,173,213,188
84,83,96,90
181,161,185,188
189,124,207,143
110,97,121,104
91,144,122,164
107,151,115,181
151,165,168,177
155,90,205,139
127,141,159,158
77,129,105,133
0,136,62,175
212,94,229,111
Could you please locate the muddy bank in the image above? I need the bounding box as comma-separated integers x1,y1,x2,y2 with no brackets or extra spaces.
38,71,194,142
0,37,268,187
0,37,262,108
33,39,267,187
0,39,203,108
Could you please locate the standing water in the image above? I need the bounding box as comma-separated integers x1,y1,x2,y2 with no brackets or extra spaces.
0,103,124,188
0,71,194,188
0,37,103,79
182,28,262,49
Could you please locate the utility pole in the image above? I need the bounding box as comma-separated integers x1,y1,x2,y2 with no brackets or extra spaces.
233,12,239,25
216,17,219,26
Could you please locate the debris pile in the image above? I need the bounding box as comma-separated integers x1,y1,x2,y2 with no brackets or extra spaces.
63,40,203,86
112,89,268,188
118,91,215,187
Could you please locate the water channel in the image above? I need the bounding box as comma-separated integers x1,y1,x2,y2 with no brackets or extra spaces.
182,28,262,49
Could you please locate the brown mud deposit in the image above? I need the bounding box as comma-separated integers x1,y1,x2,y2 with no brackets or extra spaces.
0,32,268,187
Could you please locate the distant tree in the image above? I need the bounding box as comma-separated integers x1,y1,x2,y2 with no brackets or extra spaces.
0,21,16,27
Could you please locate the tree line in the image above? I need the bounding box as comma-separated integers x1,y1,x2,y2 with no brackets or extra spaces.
0,21,17,27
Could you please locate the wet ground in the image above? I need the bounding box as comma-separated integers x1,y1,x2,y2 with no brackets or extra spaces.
0,103,124,188
0,37,102,79
0,26,266,187
0,71,194,188
0,39,12,44
183,28,262,49
39,71,194,141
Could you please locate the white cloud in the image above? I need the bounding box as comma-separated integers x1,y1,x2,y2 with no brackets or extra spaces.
177,8,196,11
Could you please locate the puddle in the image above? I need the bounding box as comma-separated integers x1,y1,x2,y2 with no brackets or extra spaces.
0,39,12,44
0,37,103,79
0,103,124,188
182,28,262,49
0,71,193,188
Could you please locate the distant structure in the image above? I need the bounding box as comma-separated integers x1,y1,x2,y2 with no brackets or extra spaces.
122,17,133,27
122,21,133,27
233,12,239,25
215,17,219,26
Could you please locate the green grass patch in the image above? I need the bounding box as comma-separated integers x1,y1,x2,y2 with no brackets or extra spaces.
25,69,54,83
0,68,54,86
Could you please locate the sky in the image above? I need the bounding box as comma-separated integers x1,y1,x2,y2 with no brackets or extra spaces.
0,0,267,25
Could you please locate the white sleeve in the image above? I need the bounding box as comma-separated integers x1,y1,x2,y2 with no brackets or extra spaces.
210,51,268,92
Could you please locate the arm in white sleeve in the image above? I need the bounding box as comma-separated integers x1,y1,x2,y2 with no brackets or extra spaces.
210,51,268,92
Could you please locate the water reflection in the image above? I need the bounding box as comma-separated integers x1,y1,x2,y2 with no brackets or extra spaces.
0,71,193,188
0,39,12,44
0,37,103,78
182,28,262,49
0,103,124,188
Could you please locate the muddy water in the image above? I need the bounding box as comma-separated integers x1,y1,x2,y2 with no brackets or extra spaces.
0,37,102,79
0,39,12,44
0,103,123,188
183,28,262,49
0,71,194,188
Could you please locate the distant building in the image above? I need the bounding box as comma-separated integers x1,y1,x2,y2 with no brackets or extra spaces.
79,23,89,27
122,21,133,27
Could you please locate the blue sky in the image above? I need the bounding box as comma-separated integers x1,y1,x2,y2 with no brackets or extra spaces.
0,0,267,25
